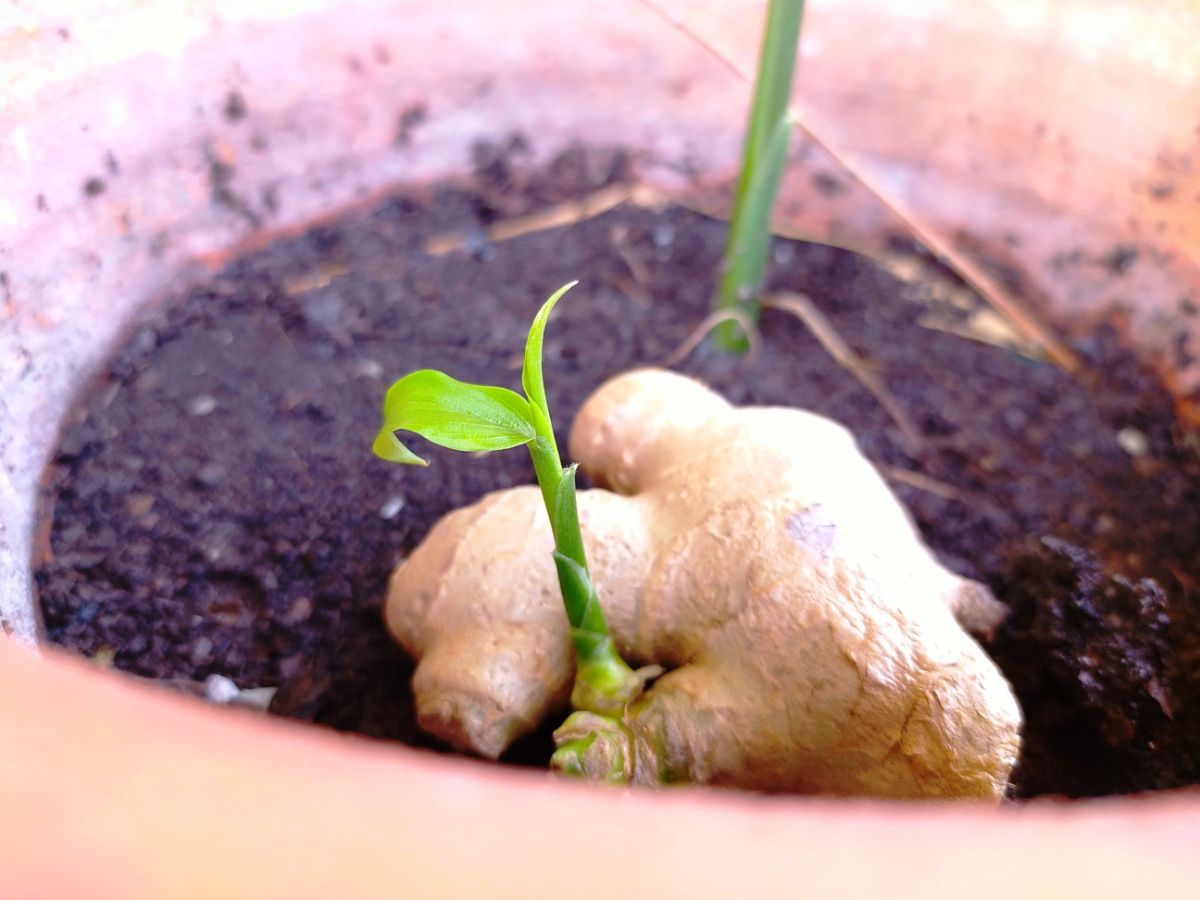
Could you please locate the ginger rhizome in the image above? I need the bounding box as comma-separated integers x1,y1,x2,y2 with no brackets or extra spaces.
382,367,1022,800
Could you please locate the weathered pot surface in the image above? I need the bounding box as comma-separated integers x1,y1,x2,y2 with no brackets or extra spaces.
2,1,1198,895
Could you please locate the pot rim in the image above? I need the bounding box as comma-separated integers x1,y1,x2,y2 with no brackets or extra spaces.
2,638,1198,898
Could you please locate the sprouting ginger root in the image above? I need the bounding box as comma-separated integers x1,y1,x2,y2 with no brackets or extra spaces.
385,369,1022,799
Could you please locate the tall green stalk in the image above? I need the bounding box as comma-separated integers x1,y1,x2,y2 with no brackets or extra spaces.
713,0,805,352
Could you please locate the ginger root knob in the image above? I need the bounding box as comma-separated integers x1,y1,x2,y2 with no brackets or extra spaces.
385,369,1021,799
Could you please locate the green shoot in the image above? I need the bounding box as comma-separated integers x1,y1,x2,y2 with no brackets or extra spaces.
373,282,642,775
713,0,805,352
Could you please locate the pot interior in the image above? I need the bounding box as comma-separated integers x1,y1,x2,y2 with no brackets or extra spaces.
3,0,1198,798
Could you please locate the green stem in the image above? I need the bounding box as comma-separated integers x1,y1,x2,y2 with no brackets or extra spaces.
526,430,637,717
528,431,565,528
713,0,805,353
519,282,640,780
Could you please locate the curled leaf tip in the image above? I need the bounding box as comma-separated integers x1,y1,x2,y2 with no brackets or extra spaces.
523,281,581,426
372,428,428,466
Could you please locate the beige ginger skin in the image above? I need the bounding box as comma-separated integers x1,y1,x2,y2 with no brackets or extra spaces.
386,369,1022,799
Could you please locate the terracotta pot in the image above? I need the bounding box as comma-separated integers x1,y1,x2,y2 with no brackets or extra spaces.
2,1,1197,895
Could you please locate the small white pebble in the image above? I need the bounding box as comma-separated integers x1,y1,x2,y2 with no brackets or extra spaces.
357,358,384,379
204,674,241,704
1116,427,1149,457
379,494,407,520
195,462,224,486
189,394,217,416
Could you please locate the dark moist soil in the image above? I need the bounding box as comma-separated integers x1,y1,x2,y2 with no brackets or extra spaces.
34,144,1200,799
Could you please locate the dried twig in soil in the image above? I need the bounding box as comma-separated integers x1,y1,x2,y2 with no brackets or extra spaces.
610,223,653,285
881,466,962,501
660,308,762,370
763,292,924,452
426,184,661,256
661,289,924,454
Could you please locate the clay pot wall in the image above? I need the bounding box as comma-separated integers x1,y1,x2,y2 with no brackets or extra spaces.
2,2,1197,895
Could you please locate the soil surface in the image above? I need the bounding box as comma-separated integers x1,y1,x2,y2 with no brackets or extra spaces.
35,145,1200,798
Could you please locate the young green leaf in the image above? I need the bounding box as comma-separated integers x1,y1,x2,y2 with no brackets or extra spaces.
522,281,578,433
374,369,536,465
